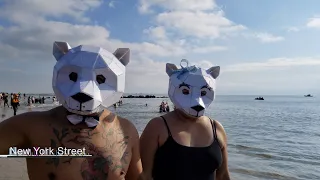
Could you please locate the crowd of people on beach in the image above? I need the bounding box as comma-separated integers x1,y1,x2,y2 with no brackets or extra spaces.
0,92,56,116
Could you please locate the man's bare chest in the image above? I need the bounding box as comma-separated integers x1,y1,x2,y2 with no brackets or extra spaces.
27,123,132,179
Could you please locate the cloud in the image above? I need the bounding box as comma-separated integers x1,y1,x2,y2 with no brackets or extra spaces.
0,0,192,93
138,0,217,13
192,46,227,53
0,0,191,62
224,57,320,72
306,17,320,29
143,26,167,39
254,33,284,43
141,0,244,59
0,0,102,23
155,11,246,39
287,27,300,32
108,1,116,8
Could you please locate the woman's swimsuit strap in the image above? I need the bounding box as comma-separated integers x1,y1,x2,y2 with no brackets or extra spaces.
160,116,172,136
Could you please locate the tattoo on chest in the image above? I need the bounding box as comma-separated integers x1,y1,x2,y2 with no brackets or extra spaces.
46,123,130,179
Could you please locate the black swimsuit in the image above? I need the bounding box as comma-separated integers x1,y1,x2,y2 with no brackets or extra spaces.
152,116,223,180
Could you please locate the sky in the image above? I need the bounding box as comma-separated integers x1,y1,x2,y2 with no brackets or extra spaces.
0,0,319,95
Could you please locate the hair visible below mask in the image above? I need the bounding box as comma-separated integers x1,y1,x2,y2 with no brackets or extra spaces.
166,59,220,117
52,41,130,115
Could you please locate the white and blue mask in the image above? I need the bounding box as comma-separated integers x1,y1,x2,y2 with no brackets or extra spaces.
52,41,130,118
166,59,220,117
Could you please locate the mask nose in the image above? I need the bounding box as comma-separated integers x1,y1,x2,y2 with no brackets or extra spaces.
191,105,204,112
71,92,93,103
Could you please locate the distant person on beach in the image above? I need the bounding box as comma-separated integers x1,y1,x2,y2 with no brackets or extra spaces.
27,96,32,106
11,94,20,116
0,42,142,179
140,59,230,180
3,93,9,108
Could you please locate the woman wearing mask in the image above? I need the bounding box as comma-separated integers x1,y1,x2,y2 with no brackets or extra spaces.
140,59,230,180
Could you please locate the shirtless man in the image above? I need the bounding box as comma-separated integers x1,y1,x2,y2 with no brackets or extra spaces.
0,42,142,180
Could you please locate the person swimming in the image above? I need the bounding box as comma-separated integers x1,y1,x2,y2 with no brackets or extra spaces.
140,59,230,180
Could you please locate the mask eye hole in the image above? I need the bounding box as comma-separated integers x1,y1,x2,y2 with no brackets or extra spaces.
182,88,189,95
69,72,78,82
201,90,207,96
96,74,106,84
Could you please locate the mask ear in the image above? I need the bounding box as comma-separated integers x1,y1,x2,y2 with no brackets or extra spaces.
207,66,220,79
166,63,178,76
113,48,130,66
53,41,71,61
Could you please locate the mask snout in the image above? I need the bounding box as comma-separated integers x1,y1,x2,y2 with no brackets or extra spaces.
71,92,93,103
191,105,205,112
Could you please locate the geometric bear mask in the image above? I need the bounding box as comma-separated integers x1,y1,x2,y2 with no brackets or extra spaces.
166,59,220,117
52,41,130,115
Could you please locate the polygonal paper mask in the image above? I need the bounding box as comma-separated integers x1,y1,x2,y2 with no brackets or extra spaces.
166,59,220,117
52,41,130,115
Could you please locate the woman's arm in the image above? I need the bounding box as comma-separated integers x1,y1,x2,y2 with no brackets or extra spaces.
215,121,231,180
140,117,162,180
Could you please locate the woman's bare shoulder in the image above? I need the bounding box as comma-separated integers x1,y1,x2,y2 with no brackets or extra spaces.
210,118,228,148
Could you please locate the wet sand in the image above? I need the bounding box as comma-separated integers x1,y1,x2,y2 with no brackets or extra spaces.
0,106,29,180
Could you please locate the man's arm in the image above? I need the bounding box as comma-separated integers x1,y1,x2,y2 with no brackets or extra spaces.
139,117,162,180
125,123,143,180
215,121,231,180
0,112,31,154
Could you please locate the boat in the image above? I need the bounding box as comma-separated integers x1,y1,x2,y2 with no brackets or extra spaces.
304,94,313,97
255,97,264,100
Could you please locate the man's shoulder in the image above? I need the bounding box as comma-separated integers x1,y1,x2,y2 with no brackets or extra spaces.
116,116,137,132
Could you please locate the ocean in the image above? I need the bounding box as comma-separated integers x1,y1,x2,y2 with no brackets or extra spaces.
1,95,319,180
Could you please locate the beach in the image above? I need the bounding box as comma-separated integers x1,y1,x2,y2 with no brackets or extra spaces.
0,95,319,180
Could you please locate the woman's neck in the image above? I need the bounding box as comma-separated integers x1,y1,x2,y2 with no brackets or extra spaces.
174,108,203,122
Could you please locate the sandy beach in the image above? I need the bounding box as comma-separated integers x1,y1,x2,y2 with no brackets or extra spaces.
0,158,28,180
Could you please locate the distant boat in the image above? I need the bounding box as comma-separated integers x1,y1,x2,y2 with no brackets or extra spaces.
304,94,313,97
255,97,264,100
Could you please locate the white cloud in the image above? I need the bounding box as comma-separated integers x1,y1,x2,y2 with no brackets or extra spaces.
224,57,320,72
155,11,246,39
0,0,192,93
193,46,227,53
254,33,284,43
306,17,320,29
138,0,216,13
143,26,167,39
0,0,102,23
108,1,116,8
1,0,316,94
287,27,300,32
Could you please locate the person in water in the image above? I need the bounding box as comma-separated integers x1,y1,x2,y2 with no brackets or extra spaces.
11,94,20,116
0,42,142,180
140,59,230,180
3,93,9,108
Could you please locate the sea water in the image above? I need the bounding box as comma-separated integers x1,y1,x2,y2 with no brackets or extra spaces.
1,95,319,180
